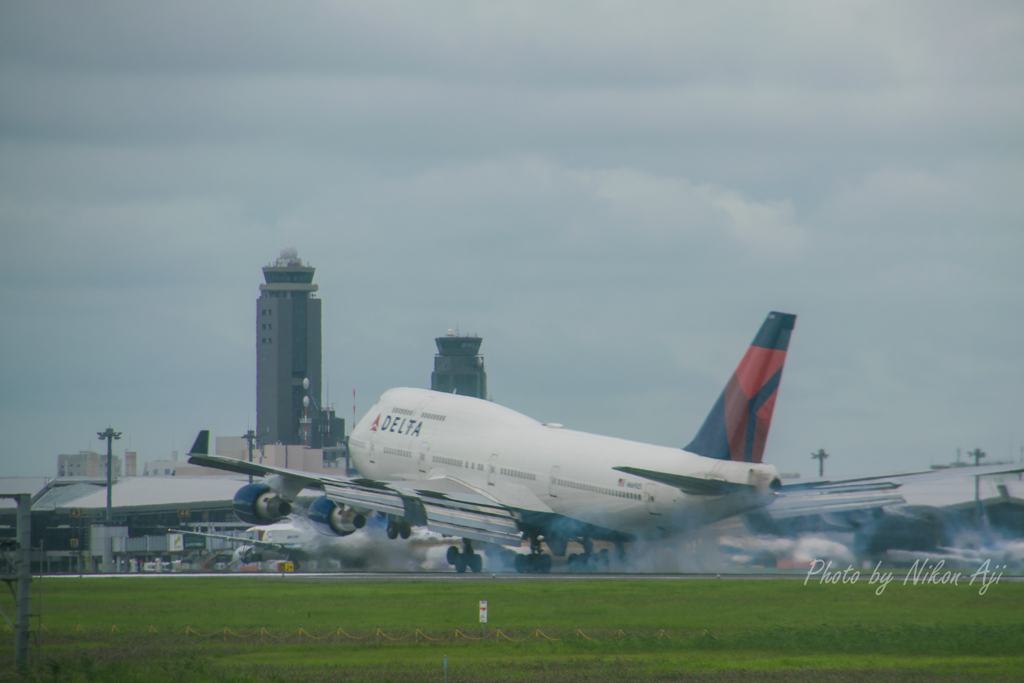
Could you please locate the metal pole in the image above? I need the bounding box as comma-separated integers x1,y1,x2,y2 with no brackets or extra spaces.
107,438,112,522
243,430,256,485
106,436,113,522
975,474,984,524
98,428,122,525
38,540,43,656
14,494,31,671
811,449,829,477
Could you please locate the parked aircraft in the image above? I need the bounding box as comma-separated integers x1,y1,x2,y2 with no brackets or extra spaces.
742,466,1024,559
172,513,446,570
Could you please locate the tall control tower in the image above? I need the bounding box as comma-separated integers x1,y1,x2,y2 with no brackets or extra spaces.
431,331,487,399
257,246,322,446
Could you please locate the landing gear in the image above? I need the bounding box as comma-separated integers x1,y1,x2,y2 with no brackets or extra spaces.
513,534,552,574
567,548,610,572
565,537,612,573
386,519,412,540
514,553,552,573
447,539,483,573
615,542,627,563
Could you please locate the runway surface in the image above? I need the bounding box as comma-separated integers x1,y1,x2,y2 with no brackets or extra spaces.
59,570,1024,582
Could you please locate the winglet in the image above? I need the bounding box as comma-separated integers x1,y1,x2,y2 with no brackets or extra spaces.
188,430,210,456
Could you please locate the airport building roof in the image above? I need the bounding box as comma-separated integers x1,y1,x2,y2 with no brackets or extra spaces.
33,482,105,511
48,475,251,511
898,472,1024,510
0,477,52,507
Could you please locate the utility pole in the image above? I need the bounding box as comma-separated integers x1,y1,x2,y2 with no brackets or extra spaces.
966,448,988,530
243,429,257,485
97,427,122,525
1,493,31,672
811,448,829,477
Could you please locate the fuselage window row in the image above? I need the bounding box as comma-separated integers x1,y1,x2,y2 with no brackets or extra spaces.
383,447,413,458
553,478,640,500
499,467,537,481
391,407,415,417
432,455,463,468
421,412,447,421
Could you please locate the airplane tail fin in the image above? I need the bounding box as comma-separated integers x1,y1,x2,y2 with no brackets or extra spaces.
189,430,210,456
684,312,796,463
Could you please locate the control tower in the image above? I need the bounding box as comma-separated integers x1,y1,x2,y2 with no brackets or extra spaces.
256,246,322,446
431,331,487,399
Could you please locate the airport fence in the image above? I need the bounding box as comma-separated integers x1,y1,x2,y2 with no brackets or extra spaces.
2,622,694,644
6,622,1022,658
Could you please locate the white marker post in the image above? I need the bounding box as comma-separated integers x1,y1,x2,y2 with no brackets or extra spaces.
479,600,488,638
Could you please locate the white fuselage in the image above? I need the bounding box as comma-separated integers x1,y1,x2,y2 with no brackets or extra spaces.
348,388,779,540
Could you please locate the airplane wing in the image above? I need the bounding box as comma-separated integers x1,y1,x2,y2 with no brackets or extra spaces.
780,463,1024,491
768,485,906,518
186,433,534,546
769,464,1024,516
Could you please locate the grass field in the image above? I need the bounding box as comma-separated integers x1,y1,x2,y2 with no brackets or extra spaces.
2,576,1023,681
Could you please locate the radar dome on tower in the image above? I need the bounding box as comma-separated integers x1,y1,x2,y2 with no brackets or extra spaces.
275,245,303,267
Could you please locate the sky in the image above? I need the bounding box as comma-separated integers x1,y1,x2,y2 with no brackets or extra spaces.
1,1,1022,480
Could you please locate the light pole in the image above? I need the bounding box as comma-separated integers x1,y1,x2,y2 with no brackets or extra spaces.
243,429,257,484
97,427,122,525
811,448,829,478
967,448,987,528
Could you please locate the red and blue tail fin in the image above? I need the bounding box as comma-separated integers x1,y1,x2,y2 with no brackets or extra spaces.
684,312,796,463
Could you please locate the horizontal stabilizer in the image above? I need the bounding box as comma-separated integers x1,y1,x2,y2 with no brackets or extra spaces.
613,466,751,496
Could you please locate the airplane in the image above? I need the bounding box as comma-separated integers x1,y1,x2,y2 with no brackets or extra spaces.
172,511,448,571
171,519,318,567
188,311,812,573
743,465,1024,560
187,310,1024,573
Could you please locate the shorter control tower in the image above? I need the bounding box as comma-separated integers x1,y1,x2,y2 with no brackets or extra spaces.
431,331,487,399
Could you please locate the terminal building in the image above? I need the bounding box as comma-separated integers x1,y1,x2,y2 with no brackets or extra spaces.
430,331,488,399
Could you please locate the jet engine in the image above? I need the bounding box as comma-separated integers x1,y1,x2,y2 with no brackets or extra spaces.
308,496,366,537
232,483,293,525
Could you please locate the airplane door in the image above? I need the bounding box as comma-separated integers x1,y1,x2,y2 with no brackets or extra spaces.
418,442,429,473
644,482,661,515
488,454,498,486
549,466,560,497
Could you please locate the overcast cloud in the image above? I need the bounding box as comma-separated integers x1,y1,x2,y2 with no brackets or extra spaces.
1,1,1022,479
